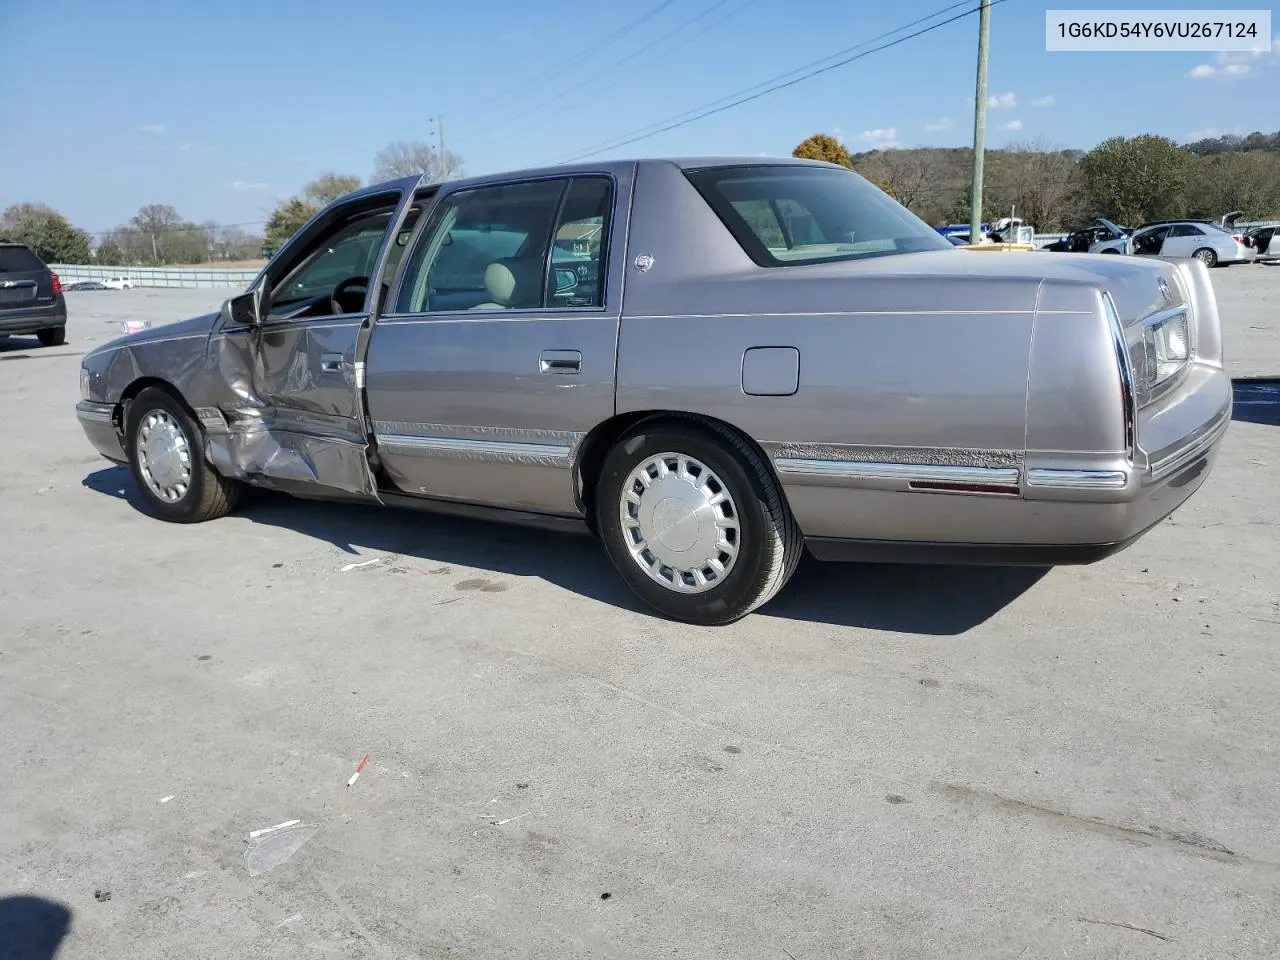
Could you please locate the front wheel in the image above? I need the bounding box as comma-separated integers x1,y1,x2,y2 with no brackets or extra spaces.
1193,247,1218,268
125,386,240,522
36,326,66,347
595,419,801,625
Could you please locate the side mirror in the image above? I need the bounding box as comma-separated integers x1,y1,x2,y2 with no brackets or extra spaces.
222,288,262,326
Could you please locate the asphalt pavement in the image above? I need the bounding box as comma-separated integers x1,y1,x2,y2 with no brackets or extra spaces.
1,266,1278,959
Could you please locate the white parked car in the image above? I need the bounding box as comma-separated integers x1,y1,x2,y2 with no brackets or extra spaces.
1088,218,1250,267
101,276,135,290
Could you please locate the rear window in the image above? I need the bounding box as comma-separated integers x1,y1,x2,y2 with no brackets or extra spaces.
685,165,952,266
0,245,46,272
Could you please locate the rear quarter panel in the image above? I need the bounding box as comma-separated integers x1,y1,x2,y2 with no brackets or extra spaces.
615,160,1037,541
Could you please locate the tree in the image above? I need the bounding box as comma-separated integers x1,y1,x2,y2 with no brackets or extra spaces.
792,133,854,169
1078,135,1191,225
265,198,318,248
130,204,182,262
857,151,946,212
372,140,463,182
0,203,93,264
985,141,1083,231
302,173,361,206
1185,150,1280,220
94,238,125,264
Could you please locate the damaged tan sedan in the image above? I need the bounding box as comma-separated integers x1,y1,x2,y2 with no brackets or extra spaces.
77,158,1231,624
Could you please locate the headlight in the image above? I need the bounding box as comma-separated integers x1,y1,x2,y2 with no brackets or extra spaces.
80,367,91,400
1142,309,1190,388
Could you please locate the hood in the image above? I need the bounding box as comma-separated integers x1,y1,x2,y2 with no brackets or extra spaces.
86,310,219,359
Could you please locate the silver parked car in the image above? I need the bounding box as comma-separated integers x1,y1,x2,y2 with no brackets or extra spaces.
1089,217,1251,267
76,158,1231,624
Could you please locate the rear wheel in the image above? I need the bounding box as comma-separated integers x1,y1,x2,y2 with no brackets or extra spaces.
1100,248,1120,255
595,419,801,625
125,386,240,523
1193,247,1218,267
36,326,65,347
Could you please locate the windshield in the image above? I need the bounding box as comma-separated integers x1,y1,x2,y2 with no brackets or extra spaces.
685,164,952,266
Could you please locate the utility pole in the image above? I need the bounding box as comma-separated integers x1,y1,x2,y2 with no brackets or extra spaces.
968,0,991,245
438,116,449,180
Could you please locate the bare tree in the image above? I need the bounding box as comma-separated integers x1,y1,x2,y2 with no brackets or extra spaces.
130,204,181,261
372,140,463,183
987,140,1082,231
858,151,947,214
302,173,362,206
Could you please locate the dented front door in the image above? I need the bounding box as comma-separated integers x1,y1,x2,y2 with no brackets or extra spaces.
209,188,412,496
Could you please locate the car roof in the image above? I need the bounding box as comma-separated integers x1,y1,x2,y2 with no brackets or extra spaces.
355,156,842,198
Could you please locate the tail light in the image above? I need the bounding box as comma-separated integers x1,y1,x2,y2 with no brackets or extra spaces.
1103,294,1136,460
1232,234,1245,244
50,271,62,294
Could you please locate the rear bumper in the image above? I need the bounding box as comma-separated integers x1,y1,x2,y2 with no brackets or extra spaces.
76,401,126,463
0,299,66,334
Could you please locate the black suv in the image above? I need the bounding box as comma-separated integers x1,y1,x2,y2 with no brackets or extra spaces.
0,242,67,346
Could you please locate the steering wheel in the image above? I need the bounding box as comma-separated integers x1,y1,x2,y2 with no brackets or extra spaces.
330,276,370,316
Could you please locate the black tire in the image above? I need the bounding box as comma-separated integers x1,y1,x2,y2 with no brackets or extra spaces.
36,326,66,347
125,386,240,523
1100,248,1120,255
1193,247,1218,268
595,418,801,625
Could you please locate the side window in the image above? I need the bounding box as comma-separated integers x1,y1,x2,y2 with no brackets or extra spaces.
270,213,392,314
397,179,567,314
1169,224,1203,238
548,177,612,309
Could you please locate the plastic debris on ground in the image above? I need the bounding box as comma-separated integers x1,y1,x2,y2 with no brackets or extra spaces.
339,558,380,573
244,820,319,877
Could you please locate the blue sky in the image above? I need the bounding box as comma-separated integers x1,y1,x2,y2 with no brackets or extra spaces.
2,0,1276,236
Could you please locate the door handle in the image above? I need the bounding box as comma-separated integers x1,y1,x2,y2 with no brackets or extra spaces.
320,353,343,372
539,350,581,374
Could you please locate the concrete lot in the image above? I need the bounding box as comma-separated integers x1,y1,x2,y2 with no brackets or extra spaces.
1,266,1278,959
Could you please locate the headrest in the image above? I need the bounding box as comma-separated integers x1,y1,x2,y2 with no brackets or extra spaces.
483,257,542,308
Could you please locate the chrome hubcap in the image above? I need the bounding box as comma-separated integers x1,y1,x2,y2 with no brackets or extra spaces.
619,452,739,594
137,409,192,502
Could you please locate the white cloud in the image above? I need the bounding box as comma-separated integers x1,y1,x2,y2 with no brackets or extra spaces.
1189,36,1280,79
1031,95,1055,108
229,180,268,191
923,117,952,132
1186,126,1243,141
178,141,193,152
1003,119,1024,131
859,127,897,142
138,123,166,135
987,92,1017,109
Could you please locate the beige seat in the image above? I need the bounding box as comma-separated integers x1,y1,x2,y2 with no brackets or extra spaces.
470,257,542,311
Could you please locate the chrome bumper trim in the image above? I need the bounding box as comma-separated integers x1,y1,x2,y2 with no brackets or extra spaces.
1025,468,1128,489
75,400,114,424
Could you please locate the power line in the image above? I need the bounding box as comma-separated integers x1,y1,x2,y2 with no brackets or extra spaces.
552,0,1002,164
453,0,680,132
463,0,749,145
549,0,975,162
